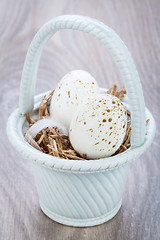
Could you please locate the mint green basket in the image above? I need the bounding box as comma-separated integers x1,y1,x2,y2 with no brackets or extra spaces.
7,15,156,227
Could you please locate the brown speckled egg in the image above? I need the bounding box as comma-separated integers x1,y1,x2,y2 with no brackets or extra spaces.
69,94,127,159
50,70,99,129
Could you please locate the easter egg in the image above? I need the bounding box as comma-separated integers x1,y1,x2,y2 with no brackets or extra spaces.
50,70,99,129
69,94,127,159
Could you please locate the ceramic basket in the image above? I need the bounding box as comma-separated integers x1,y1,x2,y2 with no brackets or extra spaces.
7,15,156,227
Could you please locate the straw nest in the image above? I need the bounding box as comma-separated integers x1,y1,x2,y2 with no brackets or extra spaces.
25,84,148,160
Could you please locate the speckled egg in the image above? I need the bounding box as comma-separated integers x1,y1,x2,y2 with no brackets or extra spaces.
50,70,99,128
69,94,127,159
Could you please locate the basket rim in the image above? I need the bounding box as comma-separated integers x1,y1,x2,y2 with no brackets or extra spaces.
6,90,156,173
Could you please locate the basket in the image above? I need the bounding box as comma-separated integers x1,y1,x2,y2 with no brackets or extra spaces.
7,15,156,227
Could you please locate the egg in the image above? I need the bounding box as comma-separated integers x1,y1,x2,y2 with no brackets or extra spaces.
69,94,127,159
50,70,99,129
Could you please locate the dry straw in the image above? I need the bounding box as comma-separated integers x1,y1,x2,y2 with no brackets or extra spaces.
25,84,144,160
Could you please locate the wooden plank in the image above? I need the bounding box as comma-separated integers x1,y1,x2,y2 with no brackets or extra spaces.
0,0,159,239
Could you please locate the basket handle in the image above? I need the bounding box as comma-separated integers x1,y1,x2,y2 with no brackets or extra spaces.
19,15,145,148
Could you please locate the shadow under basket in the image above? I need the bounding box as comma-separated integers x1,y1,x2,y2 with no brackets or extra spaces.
7,15,156,227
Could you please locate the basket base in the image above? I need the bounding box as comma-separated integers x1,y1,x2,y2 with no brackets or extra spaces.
40,200,122,227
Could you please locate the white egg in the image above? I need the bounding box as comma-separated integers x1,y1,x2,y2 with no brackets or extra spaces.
50,70,99,129
69,94,127,159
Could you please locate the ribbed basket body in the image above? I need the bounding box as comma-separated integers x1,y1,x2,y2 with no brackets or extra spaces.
7,89,156,227
33,162,128,227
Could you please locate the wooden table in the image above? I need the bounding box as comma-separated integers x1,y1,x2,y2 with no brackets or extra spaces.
1,0,159,239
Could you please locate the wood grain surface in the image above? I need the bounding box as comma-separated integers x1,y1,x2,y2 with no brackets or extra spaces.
0,0,160,239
